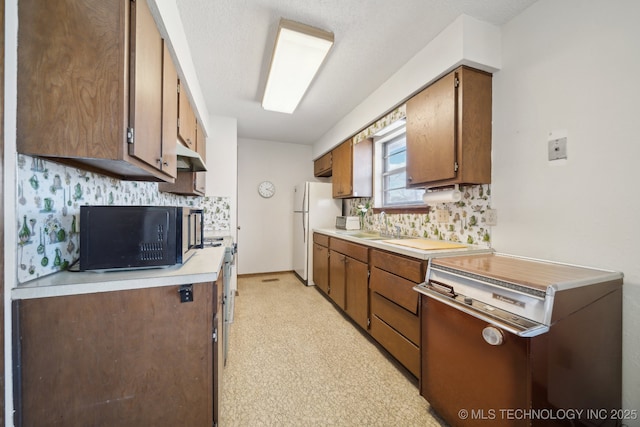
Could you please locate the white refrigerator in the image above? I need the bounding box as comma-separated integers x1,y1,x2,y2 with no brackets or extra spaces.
293,182,341,285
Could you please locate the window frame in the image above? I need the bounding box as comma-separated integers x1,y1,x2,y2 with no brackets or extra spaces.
373,121,425,210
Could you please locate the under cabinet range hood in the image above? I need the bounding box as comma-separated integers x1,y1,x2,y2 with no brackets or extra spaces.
176,143,207,172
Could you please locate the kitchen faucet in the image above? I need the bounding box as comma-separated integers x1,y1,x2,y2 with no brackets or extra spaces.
379,211,401,238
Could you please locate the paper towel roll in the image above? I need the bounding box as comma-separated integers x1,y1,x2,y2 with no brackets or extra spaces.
422,187,462,204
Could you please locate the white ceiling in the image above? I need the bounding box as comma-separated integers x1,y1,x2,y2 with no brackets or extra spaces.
174,0,538,145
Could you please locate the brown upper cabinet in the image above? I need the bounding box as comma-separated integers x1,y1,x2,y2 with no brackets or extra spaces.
194,121,207,195
406,66,492,189
17,0,176,182
314,152,332,177
178,80,197,150
332,138,372,198
160,41,178,179
160,121,207,196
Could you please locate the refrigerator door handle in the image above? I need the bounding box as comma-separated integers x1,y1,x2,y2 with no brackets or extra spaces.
301,186,307,213
302,185,307,242
302,211,306,243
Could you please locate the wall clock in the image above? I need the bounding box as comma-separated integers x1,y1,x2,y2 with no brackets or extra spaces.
258,180,276,198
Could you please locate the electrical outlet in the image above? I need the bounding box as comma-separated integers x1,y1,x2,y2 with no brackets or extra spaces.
548,137,567,161
485,209,498,226
436,209,449,223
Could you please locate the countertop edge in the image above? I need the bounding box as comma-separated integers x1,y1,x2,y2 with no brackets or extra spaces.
313,228,494,260
12,247,226,300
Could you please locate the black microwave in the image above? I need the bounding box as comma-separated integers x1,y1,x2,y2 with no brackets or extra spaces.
79,205,203,271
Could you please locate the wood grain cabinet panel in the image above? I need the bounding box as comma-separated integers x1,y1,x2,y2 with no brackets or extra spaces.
313,240,330,294
406,66,492,189
331,138,372,198
314,152,332,177
160,40,178,178
160,117,207,196
194,121,207,195
327,237,369,329
14,283,217,427
369,249,427,379
17,0,176,182
178,80,197,149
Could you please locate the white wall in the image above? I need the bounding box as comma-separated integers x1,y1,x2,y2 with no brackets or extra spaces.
206,115,238,231
237,139,317,275
491,0,640,414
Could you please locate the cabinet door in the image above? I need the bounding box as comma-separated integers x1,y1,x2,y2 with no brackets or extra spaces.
329,250,346,309
331,138,372,198
313,243,329,294
129,0,164,172
406,72,457,186
17,0,126,159
178,81,197,148
195,122,207,194
345,257,369,329
314,152,332,177
16,283,214,426
332,140,352,198
160,41,178,179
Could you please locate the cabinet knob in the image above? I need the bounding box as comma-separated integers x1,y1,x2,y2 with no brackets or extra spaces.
407,176,413,182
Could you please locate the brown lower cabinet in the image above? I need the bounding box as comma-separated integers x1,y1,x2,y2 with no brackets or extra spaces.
312,233,330,293
328,237,369,329
369,249,426,379
14,281,221,427
313,234,428,378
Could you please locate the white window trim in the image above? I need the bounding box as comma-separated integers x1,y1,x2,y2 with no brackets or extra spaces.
373,121,425,209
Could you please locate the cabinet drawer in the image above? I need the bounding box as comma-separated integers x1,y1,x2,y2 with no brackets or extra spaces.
370,292,419,346
370,267,419,314
370,314,420,378
313,233,329,247
370,250,425,283
329,238,368,263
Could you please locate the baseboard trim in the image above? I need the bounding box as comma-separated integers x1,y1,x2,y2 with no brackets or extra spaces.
237,270,294,279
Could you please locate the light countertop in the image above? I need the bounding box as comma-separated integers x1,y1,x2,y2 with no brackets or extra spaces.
12,246,226,300
314,228,493,260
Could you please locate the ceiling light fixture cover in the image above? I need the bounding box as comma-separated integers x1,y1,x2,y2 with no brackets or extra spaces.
262,19,334,114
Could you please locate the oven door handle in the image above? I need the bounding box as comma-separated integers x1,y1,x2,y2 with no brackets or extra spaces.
414,285,549,338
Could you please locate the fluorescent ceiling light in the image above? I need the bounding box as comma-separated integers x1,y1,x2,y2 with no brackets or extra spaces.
262,19,334,114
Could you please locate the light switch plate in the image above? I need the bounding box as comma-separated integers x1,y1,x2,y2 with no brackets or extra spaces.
485,209,498,226
548,137,568,161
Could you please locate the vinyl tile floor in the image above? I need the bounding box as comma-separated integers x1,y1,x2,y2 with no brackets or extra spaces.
219,272,448,427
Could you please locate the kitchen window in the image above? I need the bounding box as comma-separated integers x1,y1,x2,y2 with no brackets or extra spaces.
373,119,424,208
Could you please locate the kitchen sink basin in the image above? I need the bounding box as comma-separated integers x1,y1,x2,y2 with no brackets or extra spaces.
335,230,399,240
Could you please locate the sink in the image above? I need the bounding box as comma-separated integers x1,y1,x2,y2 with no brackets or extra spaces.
335,230,398,240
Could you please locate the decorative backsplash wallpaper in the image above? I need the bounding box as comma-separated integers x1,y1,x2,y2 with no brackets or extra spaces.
15,155,231,283
346,184,493,246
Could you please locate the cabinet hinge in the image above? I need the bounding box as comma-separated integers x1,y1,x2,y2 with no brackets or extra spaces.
127,127,134,144
177,82,181,94
367,318,371,327
368,270,370,278
212,328,218,343
454,161,459,172
454,77,460,88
